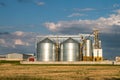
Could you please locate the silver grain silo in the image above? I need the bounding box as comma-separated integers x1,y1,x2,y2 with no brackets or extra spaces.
37,38,55,61
83,39,93,61
60,37,80,61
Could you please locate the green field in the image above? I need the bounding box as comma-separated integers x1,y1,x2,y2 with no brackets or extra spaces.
0,61,120,80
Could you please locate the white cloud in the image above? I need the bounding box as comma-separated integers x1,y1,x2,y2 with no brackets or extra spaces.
14,39,29,46
44,9,120,34
114,9,120,14
13,31,25,36
17,0,45,6
73,8,95,12
35,2,45,6
0,39,5,44
44,22,61,31
67,13,85,17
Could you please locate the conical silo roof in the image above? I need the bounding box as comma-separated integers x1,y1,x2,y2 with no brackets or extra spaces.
63,37,79,43
38,38,54,43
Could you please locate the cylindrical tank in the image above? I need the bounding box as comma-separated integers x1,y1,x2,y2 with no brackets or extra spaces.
37,38,55,61
83,39,93,61
86,40,92,57
99,40,101,48
60,37,80,61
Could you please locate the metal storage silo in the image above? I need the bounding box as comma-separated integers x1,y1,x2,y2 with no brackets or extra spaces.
37,38,55,61
83,39,93,61
60,37,80,61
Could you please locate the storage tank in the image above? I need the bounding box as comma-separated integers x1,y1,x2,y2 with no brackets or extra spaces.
37,38,55,61
83,39,93,61
60,37,80,61
86,40,92,57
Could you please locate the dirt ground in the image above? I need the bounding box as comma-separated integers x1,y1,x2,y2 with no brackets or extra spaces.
0,62,120,80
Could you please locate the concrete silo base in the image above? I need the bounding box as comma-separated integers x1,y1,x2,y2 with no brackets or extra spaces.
20,61,120,65
93,57,103,61
83,56,93,61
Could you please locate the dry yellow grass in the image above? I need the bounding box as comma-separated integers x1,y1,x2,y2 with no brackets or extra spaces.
0,62,120,80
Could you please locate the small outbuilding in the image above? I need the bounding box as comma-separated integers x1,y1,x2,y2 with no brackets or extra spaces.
6,53,33,61
6,53,23,60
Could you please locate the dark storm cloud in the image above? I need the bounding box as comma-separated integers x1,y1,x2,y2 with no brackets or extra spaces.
0,31,38,54
100,33,120,60
59,26,92,34
0,2,6,7
45,9,120,34
44,9,120,59
44,21,120,60
0,45,35,54
0,31,119,59
59,26,120,59
59,24,120,35
0,32,10,35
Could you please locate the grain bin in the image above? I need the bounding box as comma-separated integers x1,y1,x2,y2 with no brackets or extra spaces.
37,38,55,61
60,37,80,61
83,39,93,61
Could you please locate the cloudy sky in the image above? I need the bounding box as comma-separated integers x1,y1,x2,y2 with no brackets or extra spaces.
0,0,120,59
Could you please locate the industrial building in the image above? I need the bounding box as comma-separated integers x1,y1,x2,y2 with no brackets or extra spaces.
6,53,33,61
6,53,23,60
36,30,103,62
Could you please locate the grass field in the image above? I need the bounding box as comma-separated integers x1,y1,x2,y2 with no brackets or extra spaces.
0,61,120,80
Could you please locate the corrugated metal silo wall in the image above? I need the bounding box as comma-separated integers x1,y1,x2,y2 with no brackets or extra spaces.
37,38,55,61
60,38,80,61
